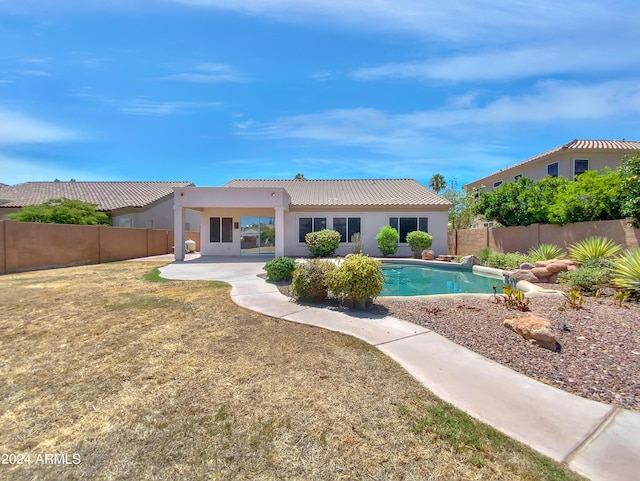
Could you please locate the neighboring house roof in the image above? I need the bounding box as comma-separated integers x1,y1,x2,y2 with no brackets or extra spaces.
0,181,195,211
224,178,452,207
467,139,640,187
0,183,9,188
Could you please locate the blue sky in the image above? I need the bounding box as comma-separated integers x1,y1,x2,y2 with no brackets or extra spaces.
1,1,639,189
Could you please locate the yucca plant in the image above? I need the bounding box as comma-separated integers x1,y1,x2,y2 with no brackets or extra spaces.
611,248,640,294
527,243,565,261
567,236,622,266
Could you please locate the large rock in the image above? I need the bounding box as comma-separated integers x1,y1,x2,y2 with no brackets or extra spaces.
460,255,479,266
507,269,539,283
421,250,435,260
503,315,560,351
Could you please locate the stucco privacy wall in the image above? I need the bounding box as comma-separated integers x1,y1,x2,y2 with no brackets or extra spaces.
448,219,640,255
0,220,199,274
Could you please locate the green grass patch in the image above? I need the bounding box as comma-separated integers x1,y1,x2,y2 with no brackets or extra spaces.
144,267,173,282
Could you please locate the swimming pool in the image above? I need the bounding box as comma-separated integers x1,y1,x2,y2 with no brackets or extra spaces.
381,261,504,296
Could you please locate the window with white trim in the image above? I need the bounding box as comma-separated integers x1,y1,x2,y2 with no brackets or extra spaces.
210,217,233,243
298,217,326,242
493,181,503,188
547,162,559,177
389,217,428,243
333,217,361,243
573,159,589,179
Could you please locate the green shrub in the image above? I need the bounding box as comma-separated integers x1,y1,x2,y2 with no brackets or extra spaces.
290,259,336,301
328,254,384,305
619,151,640,227
611,248,640,294
406,231,433,259
558,267,611,293
305,229,341,257
264,256,296,281
350,232,363,254
568,237,622,265
527,244,565,262
486,251,529,270
376,226,399,256
476,247,494,265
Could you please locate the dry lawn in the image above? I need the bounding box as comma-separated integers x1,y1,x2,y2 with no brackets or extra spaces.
0,262,584,480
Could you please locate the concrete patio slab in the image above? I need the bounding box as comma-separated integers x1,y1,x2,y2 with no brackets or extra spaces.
284,307,429,345
569,409,640,481
232,292,310,318
377,332,614,463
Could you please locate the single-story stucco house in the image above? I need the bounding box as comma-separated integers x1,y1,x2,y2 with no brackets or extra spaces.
0,181,201,230
173,178,452,260
464,139,640,192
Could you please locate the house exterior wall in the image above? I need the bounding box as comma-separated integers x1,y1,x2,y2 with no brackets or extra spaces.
198,207,449,257
111,197,201,230
199,207,275,256
467,150,634,192
282,208,449,257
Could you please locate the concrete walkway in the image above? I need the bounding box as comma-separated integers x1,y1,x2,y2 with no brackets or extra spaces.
158,255,640,481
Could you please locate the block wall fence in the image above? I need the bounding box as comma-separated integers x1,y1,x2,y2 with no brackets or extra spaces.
0,220,200,274
448,219,640,256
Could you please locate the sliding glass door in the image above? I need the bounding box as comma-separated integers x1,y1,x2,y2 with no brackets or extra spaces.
240,216,275,255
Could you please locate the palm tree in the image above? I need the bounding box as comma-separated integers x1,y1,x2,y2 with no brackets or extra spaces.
429,173,446,194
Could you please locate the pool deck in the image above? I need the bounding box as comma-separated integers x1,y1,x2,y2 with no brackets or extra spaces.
155,254,640,481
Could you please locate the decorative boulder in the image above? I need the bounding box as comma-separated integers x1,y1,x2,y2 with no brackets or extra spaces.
421,249,435,260
460,255,479,266
504,315,560,351
507,269,538,283
509,258,577,283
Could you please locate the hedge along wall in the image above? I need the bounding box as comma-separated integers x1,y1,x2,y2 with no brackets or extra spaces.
0,220,186,274
449,219,640,256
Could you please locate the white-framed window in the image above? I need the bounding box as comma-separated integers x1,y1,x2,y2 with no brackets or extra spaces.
547,162,559,177
298,217,326,243
210,217,233,243
514,174,522,181
118,217,132,228
145,220,154,229
332,217,361,243
389,216,428,243
573,159,589,179
493,180,503,188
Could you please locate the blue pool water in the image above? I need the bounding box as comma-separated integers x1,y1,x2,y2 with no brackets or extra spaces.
381,262,503,296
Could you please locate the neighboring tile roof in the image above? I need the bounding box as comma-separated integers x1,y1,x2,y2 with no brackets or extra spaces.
0,181,194,211
224,178,452,207
468,139,640,186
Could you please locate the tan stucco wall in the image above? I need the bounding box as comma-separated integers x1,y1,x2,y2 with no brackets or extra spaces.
0,220,181,274
449,219,639,256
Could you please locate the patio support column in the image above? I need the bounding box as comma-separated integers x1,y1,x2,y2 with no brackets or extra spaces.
274,206,285,257
174,206,185,261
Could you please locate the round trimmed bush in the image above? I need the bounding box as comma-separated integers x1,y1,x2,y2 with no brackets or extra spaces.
376,226,399,256
406,231,433,258
328,254,384,306
290,259,336,301
305,229,341,257
264,256,296,281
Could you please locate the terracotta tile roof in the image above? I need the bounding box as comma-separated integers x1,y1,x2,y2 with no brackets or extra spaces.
224,178,452,207
468,139,640,186
0,181,194,211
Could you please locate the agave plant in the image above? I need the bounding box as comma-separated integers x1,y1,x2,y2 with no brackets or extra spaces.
567,236,622,265
611,248,640,294
527,243,565,261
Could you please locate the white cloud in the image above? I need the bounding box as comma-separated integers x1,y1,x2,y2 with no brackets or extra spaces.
0,154,99,184
119,97,221,116
170,0,635,46
0,109,79,144
163,63,246,83
350,39,640,83
240,79,640,150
